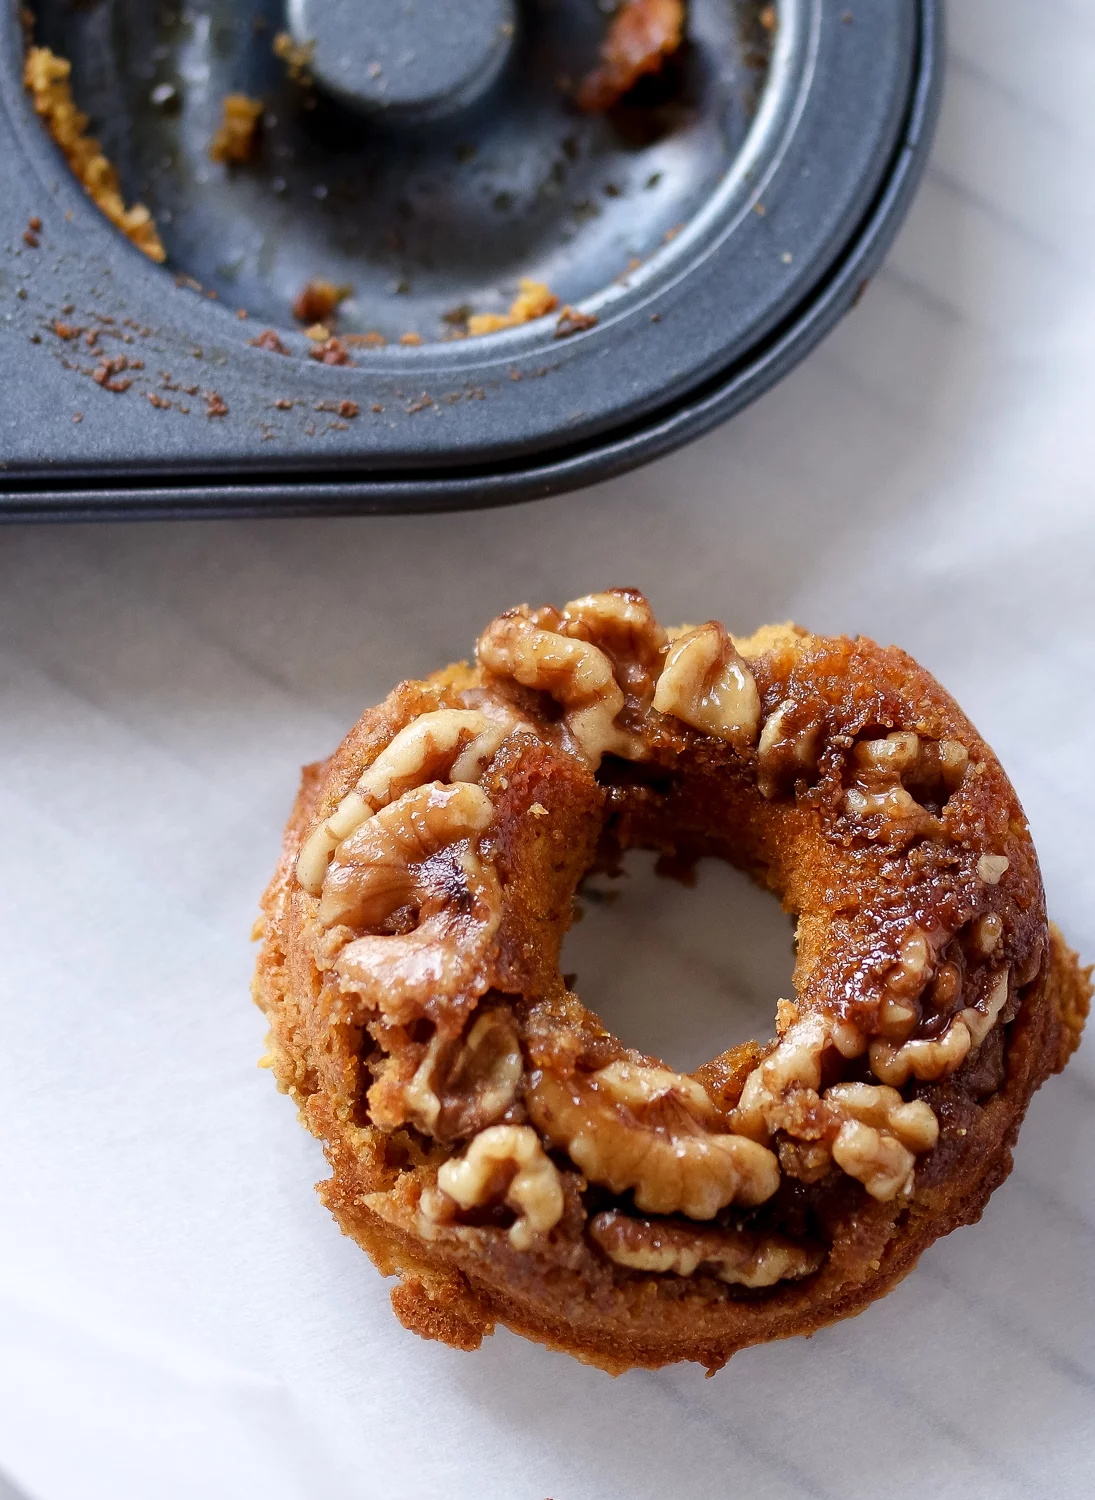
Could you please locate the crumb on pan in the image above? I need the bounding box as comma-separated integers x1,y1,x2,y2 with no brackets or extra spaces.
293,279,351,327
467,279,560,337
24,46,166,263
273,31,315,85
577,0,686,114
209,93,264,164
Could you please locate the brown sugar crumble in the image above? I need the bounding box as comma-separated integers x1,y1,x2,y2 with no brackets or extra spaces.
204,390,229,418
577,0,685,113
24,47,166,263
209,93,264,165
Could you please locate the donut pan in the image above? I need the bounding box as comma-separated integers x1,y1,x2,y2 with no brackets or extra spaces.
0,0,941,521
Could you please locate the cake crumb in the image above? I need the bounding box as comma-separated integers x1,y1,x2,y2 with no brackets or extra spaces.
23,47,165,262
209,93,264,164
468,279,558,337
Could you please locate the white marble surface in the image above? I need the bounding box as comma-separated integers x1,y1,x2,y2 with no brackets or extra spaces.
2,2,1094,1495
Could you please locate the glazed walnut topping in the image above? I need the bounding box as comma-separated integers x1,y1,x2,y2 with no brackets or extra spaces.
478,607,641,767
869,968,1011,1085
732,1014,866,1144
826,1083,939,1201
327,785,501,1026
528,1061,780,1218
756,699,821,799
844,731,969,835
318,781,494,929
652,622,761,744
559,589,669,716
589,1210,823,1288
400,1006,524,1140
432,1125,565,1250
297,708,514,894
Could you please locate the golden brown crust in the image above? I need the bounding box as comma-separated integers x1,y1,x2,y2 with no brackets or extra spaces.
253,592,1089,1373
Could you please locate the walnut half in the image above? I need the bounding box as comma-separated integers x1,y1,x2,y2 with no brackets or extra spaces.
297,708,512,895
528,1061,780,1219
589,1210,823,1288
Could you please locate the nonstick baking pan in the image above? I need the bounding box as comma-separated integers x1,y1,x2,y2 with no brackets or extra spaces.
0,0,942,521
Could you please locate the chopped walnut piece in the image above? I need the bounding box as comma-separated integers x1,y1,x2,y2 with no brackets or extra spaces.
652,622,761,744
962,967,1011,1047
731,1014,864,1143
869,1018,972,1087
824,1082,939,1153
886,928,933,999
589,1211,823,1288
756,699,820,798
970,911,1004,957
399,1007,524,1139
844,781,935,831
528,1062,780,1219
319,781,494,929
434,1125,564,1250
577,0,685,113
853,731,921,775
332,827,501,1027
845,731,968,837
209,93,263,163
478,608,639,767
873,969,1011,1084
977,854,1010,885
825,1076,940,1202
832,1119,916,1202
297,708,514,894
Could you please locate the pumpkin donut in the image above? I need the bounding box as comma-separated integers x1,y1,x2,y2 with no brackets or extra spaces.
253,590,1090,1373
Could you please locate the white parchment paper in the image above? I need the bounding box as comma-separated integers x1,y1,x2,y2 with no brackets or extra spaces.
2,2,1093,1496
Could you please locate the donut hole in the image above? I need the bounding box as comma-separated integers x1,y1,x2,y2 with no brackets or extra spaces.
561,848,795,1074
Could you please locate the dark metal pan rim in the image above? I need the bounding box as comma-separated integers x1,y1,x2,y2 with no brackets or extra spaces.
1,0,941,516
2,4,942,523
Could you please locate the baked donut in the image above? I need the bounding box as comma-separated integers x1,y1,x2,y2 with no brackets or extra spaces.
253,590,1090,1373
